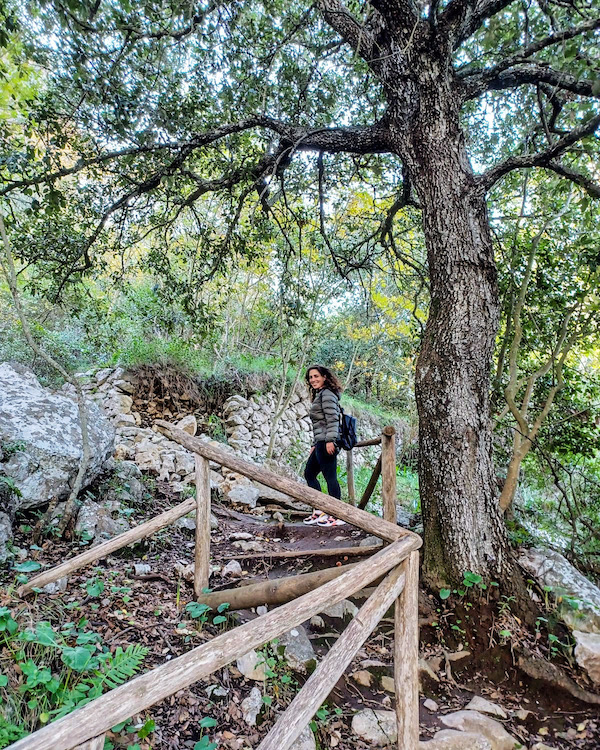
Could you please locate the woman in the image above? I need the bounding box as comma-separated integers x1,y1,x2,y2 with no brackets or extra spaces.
303,364,346,527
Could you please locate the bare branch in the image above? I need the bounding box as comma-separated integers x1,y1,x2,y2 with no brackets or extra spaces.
316,0,380,62
478,114,600,192
545,161,600,199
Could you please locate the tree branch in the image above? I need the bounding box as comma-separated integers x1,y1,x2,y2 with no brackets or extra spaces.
478,114,600,192
462,62,600,101
440,0,517,48
545,161,600,199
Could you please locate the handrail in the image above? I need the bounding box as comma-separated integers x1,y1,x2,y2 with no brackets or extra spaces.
8,537,419,750
10,424,422,750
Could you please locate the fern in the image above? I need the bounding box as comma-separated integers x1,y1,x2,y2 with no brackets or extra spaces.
52,644,148,720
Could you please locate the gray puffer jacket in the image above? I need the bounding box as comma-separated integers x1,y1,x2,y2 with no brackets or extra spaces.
309,388,340,444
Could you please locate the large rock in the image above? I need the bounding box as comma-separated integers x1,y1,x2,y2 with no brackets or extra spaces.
0,364,115,510
573,630,600,686
439,710,519,750
519,547,600,633
351,709,397,746
290,727,316,750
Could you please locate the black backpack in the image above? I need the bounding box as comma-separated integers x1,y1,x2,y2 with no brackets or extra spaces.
338,406,358,451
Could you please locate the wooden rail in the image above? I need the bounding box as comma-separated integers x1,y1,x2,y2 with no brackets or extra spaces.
10,423,422,750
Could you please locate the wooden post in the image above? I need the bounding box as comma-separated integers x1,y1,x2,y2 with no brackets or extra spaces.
346,449,356,506
18,496,197,597
256,566,406,750
7,537,419,750
194,455,211,599
394,551,420,749
357,455,382,510
381,426,397,525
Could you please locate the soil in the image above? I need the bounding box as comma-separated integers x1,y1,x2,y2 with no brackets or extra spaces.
2,478,600,750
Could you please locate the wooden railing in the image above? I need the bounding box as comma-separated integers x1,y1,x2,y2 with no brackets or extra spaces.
10,422,422,750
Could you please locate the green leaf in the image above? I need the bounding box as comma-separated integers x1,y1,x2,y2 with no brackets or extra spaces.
61,646,94,672
439,588,451,600
14,561,42,573
199,717,217,729
212,615,227,625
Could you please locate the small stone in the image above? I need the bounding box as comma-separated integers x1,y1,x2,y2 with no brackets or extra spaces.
419,729,493,749
223,560,243,578
133,563,151,576
573,630,600,686
241,686,263,726
289,727,316,750
424,698,439,712
230,532,253,541
227,485,260,508
236,650,267,681
351,670,373,687
176,415,198,436
440,710,519,750
381,676,395,693
273,512,285,523
351,709,397,746
513,709,532,721
256,606,268,616
465,697,507,719
360,535,384,547
277,625,317,672
321,599,359,619
42,576,68,594
233,540,262,552
310,615,325,628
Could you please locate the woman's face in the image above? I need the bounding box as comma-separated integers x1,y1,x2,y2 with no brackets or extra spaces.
308,369,326,390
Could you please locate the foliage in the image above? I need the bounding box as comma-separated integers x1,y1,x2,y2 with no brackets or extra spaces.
0,607,148,738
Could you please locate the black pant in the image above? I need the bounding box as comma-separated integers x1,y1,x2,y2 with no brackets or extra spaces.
304,441,341,500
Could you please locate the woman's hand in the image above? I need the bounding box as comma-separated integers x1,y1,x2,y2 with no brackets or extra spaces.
326,441,336,455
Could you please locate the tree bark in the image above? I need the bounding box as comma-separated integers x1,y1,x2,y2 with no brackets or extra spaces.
396,76,511,585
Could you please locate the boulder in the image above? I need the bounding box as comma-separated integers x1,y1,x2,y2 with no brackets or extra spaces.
519,547,600,633
440,710,519,750
351,709,397,746
573,630,600,686
0,363,115,511
227,485,260,508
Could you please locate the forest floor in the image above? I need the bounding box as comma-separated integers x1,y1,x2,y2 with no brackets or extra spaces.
2,477,600,750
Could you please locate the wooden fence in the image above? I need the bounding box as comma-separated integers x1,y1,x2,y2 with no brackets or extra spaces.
9,422,422,750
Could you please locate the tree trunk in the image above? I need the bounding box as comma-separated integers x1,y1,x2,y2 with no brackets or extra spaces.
397,90,511,586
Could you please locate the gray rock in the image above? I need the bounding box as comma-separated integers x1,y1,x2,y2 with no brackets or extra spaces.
351,709,397,746
0,363,115,511
573,630,600,685
440,710,519,750
277,625,317,672
134,563,151,575
419,730,493,749
42,576,68,594
289,727,316,750
241,686,263,726
0,511,12,562
321,599,359,619
360,535,384,547
464,697,508,720
424,698,439,712
176,415,197,436
519,547,600,633
227,485,260,508
75,498,130,542
223,560,243,578
396,505,413,527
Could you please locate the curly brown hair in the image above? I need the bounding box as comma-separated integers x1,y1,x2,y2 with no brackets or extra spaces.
305,364,343,401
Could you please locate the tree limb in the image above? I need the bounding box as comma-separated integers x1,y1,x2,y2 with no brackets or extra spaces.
478,114,600,192
462,62,600,101
440,0,517,48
